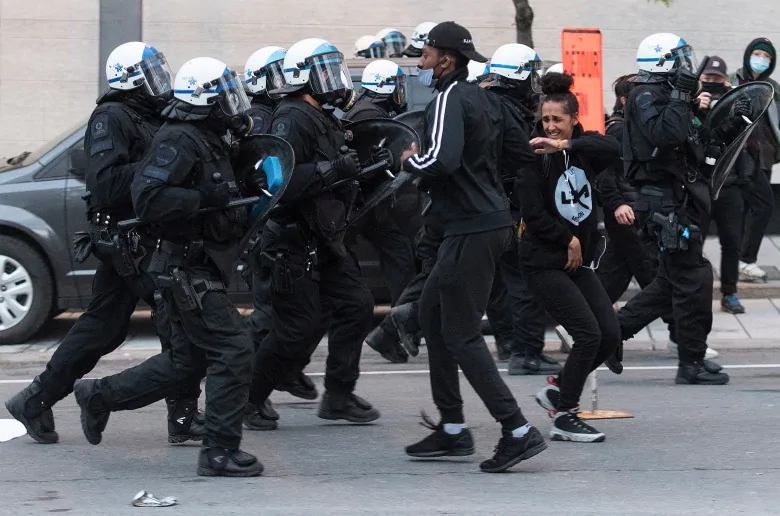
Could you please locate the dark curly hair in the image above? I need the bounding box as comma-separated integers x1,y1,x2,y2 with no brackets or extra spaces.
540,72,579,115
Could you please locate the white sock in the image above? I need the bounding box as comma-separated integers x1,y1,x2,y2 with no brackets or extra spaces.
511,424,531,438
443,423,465,435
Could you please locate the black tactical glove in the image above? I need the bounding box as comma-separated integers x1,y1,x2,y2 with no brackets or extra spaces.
199,181,231,209
371,146,395,172
331,149,360,179
672,68,699,95
251,167,269,194
733,95,752,119
72,231,92,264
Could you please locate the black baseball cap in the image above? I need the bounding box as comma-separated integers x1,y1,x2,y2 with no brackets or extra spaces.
702,56,728,78
424,21,488,63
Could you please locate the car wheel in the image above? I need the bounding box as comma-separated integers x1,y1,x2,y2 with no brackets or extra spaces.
0,236,53,344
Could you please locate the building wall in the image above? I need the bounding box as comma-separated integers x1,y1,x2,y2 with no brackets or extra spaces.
1,0,779,158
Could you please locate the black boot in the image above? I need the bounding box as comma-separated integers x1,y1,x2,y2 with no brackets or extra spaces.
73,379,110,445
4,376,58,444
495,340,512,362
605,343,624,375
317,392,380,423
365,325,409,364
276,372,318,400
243,400,278,431
197,447,264,477
166,396,206,444
508,354,562,376
675,362,730,385
389,303,420,357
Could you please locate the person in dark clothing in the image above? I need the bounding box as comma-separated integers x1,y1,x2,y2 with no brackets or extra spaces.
616,33,734,386
239,46,318,430
70,57,264,477
729,38,779,283
343,60,418,364
478,43,562,376
401,22,547,473
245,38,380,431
522,72,621,443
4,42,204,446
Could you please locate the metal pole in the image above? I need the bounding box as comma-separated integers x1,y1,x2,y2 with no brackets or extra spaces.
590,369,598,412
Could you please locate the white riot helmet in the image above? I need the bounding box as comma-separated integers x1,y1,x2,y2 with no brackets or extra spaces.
244,46,287,97
105,41,173,98
482,43,543,92
376,28,407,57
466,60,490,82
172,57,251,116
637,33,697,74
355,35,386,59
545,63,564,75
360,60,407,109
404,22,437,55
279,38,357,111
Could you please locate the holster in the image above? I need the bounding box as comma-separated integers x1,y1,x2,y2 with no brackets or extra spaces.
110,233,140,278
157,268,225,313
267,240,321,295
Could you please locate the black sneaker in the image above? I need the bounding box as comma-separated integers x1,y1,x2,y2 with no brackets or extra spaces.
550,411,605,443
535,376,561,412
721,295,745,314
166,396,205,444
276,372,318,400
197,447,264,477
405,413,475,458
365,325,409,364
389,303,420,357
675,362,730,385
73,379,110,445
4,376,58,444
479,426,548,472
317,392,380,423
509,355,563,376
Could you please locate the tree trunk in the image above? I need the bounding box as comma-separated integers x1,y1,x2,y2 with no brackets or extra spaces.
513,0,534,47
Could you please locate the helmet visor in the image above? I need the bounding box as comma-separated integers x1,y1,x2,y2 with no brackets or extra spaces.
264,59,287,99
308,52,355,96
392,74,407,106
357,45,386,59
213,70,252,116
137,52,173,97
382,34,407,58
670,45,698,73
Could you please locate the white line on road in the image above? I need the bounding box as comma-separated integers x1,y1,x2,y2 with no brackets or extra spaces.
1,364,779,384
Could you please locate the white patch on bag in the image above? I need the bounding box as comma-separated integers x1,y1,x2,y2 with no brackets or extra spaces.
554,166,592,226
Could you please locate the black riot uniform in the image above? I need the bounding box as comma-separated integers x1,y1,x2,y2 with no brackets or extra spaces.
4,88,203,445
246,96,380,426
71,96,263,476
616,70,731,384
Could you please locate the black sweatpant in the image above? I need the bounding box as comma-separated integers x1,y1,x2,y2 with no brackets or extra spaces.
37,257,200,408
741,168,774,264
420,227,527,430
84,266,253,450
525,266,620,411
712,185,744,296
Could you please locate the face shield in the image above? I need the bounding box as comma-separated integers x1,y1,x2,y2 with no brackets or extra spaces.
308,52,355,97
479,59,542,93
210,70,252,116
252,58,286,100
382,34,407,58
392,74,407,107
135,52,174,97
669,44,698,73
357,45,386,59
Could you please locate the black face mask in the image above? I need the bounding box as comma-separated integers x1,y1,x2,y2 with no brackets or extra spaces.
700,81,729,98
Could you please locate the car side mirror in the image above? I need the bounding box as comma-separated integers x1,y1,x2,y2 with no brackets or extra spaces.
68,148,86,178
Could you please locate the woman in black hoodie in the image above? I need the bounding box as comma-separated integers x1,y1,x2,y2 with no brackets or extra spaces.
517,73,620,443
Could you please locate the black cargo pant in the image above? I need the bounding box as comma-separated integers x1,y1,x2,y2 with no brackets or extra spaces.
81,264,252,450
741,168,774,264
525,266,620,411
36,254,200,409
712,184,744,296
248,226,374,406
598,219,677,338
420,227,527,430
618,197,713,364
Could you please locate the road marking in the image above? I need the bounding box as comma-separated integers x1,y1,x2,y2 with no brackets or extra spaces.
1,364,780,384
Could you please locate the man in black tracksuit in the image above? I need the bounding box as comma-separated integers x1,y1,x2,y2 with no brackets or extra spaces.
616,39,738,385
402,22,546,473
4,44,203,446
245,44,381,429
71,60,263,477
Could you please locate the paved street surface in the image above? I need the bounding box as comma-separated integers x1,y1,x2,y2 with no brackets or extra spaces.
1,348,780,515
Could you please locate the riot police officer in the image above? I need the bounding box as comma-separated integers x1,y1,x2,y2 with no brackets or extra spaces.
5,42,203,446
377,28,408,58
246,38,380,429
617,33,736,385
72,57,263,477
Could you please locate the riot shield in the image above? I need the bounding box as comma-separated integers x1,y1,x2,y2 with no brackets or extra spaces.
343,118,421,224
393,110,427,153
702,81,774,200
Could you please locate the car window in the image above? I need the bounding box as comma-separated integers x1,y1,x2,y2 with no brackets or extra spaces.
35,135,85,181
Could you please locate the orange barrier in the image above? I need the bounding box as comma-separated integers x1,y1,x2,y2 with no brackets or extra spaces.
561,28,605,134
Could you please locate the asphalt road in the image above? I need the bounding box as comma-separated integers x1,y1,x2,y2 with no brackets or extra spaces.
1,349,780,515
